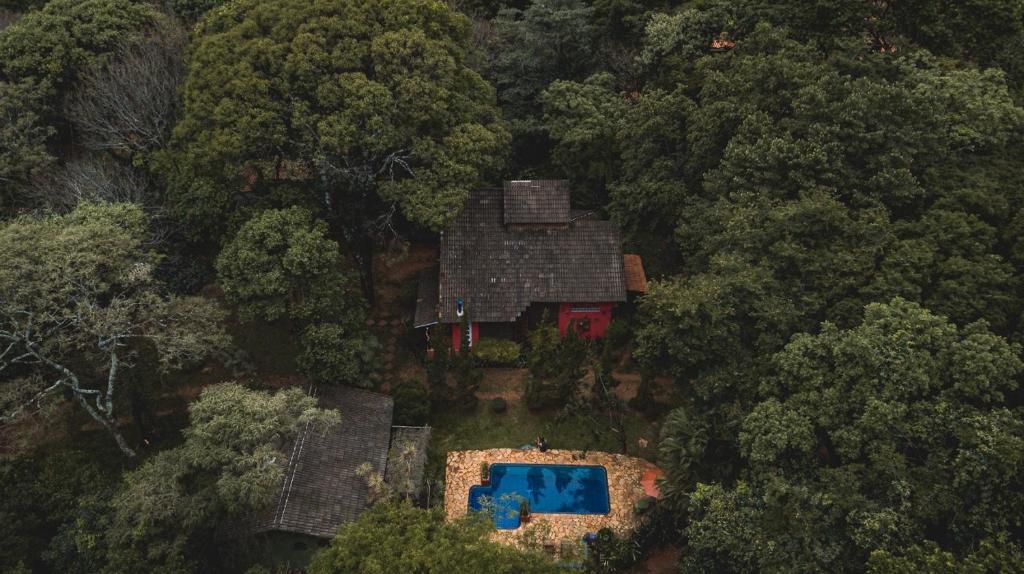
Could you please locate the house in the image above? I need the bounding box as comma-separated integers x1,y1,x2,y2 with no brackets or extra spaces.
415,180,646,351
251,386,430,553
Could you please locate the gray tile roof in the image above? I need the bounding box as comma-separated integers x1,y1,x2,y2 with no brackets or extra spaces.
438,187,627,323
256,386,394,539
503,180,571,224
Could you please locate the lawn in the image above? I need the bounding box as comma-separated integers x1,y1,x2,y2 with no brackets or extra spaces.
425,397,660,485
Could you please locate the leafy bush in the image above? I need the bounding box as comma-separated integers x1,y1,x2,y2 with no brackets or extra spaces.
489,397,508,414
392,380,430,426
524,317,588,410
473,338,521,366
604,318,632,353
298,323,378,387
628,367,660,417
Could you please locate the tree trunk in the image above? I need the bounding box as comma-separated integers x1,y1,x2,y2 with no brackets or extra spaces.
108,424,138,458
75,392,137,457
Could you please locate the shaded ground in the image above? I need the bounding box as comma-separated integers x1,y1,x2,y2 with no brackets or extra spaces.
368,243,437,376
630,545,683,574
474,368,527,401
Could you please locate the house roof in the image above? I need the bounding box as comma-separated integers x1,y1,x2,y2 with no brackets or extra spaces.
503,180,571,225
623,254,648,294
438,187,627,323
256,386,393,539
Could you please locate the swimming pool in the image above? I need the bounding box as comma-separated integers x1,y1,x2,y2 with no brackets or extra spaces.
468,463,610,529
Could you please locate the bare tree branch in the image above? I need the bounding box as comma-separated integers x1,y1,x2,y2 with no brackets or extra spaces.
65,16,187,156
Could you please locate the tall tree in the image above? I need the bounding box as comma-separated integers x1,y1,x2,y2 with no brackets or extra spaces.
0,0,159,207
0,203,229,456
308,501,560,574
162,0,509,298
677,299,1024,572
86,383,337,573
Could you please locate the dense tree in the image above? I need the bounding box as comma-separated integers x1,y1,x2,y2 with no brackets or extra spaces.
297,322,378,387
0,79,53,207
482,0,597,172
0,203,228,456
0,0,159,205
308,502,560,574
676,299,1024,572
216,207,359,323
80,383,337,573
162,0,509,284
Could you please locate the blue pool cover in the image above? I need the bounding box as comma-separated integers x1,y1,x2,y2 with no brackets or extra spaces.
468,463,610,529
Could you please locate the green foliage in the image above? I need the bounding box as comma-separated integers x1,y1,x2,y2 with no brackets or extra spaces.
308,502,559,573
167,0,223,22
0,449,112,573
678,299,1024,572
867,537,1024,573
216,207,358,323
0,203,229,455
163,0,508,239
525,320,588,410
489,397,508,414
482,0,597,170
0,0,157,205
472,338,521,366
0,79,53,202
0,0,156,90
298,322,378,387
540,73,626,206
392,380,430,426
102,383,338,573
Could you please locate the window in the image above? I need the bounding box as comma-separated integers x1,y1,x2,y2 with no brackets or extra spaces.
570,305,600,313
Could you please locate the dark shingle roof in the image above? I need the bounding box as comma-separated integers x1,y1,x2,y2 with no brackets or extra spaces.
413,268,440,328
256,386,393,539
503,180,571,224
438,188,626,323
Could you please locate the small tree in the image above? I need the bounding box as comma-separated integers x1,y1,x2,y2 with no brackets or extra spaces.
525,316,587,410
449,314,481,411
392,380,430,425
216,207,360,324
298,323,378,387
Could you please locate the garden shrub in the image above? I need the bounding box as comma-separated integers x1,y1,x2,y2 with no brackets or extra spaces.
524,318,588,410
473,338,521,366
604,317,632,353
392,380,430,426
628,367,660,417
489,397,508,413
298,323,378,387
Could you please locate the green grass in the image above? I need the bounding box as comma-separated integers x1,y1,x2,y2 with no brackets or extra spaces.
425,400,660,482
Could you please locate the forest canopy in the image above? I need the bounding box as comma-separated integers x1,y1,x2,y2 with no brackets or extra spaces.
1,0,1024,572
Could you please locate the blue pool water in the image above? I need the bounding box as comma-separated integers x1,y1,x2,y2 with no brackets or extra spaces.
468,463,610,529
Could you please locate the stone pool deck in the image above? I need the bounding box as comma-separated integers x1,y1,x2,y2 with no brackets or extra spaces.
444,449,659,552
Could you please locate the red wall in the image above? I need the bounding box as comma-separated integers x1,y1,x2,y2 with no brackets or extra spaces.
451,322,479,352
558,303,614,339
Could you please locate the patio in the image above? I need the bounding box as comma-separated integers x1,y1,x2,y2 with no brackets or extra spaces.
444,448,660,555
